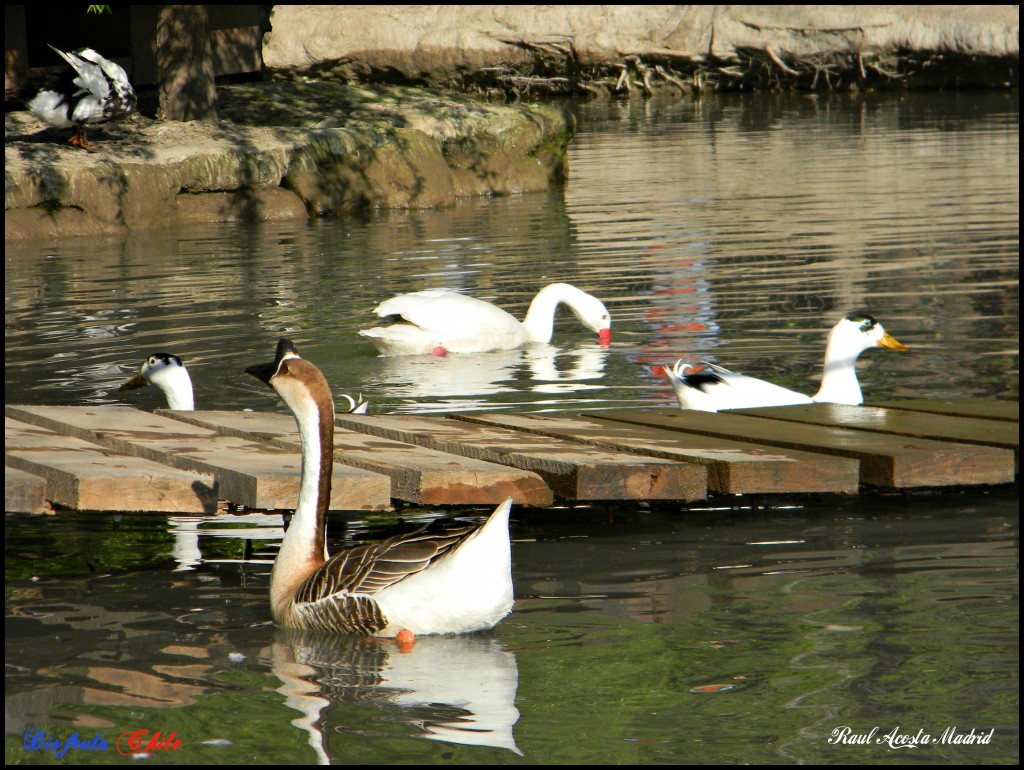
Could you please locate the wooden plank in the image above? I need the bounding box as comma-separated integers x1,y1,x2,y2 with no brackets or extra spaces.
867,398,1018,422
5,417,218,513
5,465,48,514
594,409,1015,489
735,404,1018,470
452,412,860,495
333,413,707,502
738,403,1018,450
6,405,390,512
170,410,554,507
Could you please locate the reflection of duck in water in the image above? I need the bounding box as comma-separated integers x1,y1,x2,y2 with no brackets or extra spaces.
359,283,611,356
274,632,522,760
245,339,514,642
661,313,908,412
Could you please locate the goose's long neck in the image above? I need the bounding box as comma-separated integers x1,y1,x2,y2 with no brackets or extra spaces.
813,338,862,404
521,284,579,343
271,393,333,620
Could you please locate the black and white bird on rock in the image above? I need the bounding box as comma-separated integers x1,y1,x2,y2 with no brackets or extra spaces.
28,45,137,151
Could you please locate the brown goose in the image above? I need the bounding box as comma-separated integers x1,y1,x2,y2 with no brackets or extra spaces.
245,339,514,637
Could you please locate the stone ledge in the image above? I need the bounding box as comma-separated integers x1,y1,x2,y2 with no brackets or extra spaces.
4,82,574,241
263,5,1019,93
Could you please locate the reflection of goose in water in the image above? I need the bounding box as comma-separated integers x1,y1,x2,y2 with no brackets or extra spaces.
369,344,610,406
661,313,909,412
273,631,522,761
359,283,611,356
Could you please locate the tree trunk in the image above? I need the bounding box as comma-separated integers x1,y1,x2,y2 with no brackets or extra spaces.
156,5,218,122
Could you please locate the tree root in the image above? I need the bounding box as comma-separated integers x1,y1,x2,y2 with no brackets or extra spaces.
460,36,1016,99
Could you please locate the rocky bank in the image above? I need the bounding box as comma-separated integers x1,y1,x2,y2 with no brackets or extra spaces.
5,5,1017,240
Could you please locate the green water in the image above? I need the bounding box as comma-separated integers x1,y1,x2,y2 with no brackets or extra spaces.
5,90,1019,763
5,491,1018,763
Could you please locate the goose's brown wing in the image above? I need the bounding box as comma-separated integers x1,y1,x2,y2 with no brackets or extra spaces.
290,521,480,634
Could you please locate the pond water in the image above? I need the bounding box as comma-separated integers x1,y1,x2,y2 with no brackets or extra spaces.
4,91,1019,764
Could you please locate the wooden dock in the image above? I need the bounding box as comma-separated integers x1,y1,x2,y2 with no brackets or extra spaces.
4,399,1017,514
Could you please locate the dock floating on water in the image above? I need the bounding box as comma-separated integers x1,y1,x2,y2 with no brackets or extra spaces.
4,399,1018,515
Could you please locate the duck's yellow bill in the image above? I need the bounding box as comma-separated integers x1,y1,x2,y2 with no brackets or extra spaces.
878,332,908,352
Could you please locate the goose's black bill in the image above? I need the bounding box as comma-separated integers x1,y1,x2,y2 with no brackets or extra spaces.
245,360,276,386
245,338,300,385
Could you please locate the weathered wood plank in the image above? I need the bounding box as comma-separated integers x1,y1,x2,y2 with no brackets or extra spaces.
734,403,1018,476
868,398,1018,422
452,412,860,495
5,417,218,513
170,410,554,507
5,465,48,514
736,403,1019,452
594,409,1015,489
6,405,391,512
333,413,707,502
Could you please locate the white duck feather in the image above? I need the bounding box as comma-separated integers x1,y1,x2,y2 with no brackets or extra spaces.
119,353,195,410
119,351,368,414
359,283,611,356
662,313,908,412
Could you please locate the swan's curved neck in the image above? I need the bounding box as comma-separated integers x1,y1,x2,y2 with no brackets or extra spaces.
270,390,333,620
521,283,586,343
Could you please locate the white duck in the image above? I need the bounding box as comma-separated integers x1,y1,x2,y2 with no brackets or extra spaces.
119,351,369,414
245,338,514,639
119,352,195,410
662,313,908,412
28,45,137,151
358,283,612,356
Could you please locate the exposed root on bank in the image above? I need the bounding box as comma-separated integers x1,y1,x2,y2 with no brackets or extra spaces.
458,35,1017,100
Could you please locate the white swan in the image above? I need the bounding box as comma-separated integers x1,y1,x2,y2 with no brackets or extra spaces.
119,353,195,410
245,338,514,639
358,283,612,356
662,313,908,412
28,45,136,151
